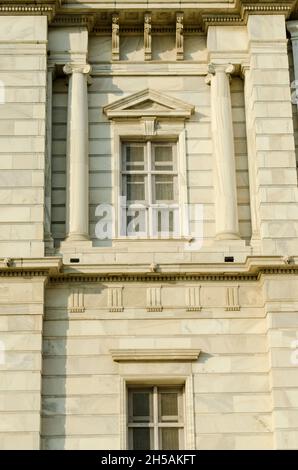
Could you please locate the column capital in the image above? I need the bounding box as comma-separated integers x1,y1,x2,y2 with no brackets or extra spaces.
47,62,57,80
47,62,56,72
208,62,235,76
63,63,91,75
287,20,298,39
240,62,250,78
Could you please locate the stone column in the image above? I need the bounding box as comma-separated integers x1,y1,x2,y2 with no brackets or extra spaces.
207,63,240,240
287,21,298,108
44,63,55,249
63,63,91,242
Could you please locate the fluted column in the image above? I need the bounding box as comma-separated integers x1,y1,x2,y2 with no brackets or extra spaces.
63,63,91,242
44,63,55,248
207,63,240,240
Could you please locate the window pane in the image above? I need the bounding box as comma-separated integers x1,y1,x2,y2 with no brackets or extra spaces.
126,175,145,201
125,145,145,171
132,428,151,450
160,392,178,421
126,208,147,235
154,175,174,202
161,428,179,450
154,146,173,171
132,391,150,421
155,209,175,234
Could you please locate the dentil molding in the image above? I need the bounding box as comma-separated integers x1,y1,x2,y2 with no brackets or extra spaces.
1,1,295,29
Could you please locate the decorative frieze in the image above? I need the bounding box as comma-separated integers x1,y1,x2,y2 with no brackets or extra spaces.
147,286,162,312
176,12,184,61
108,286,124,312
144,13,152,61
186,286,201,312
69,287,85,313
112,13,120,61
225,286,240,311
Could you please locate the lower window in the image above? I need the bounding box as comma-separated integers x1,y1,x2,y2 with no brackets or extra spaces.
127,385,184,450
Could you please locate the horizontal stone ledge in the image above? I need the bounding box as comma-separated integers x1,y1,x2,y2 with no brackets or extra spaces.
1,256,298,280
110,348,201,362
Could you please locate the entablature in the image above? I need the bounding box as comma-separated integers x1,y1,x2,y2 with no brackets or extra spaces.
1,1,296,30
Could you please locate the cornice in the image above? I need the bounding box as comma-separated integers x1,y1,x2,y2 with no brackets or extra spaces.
0,1,291,30
0,257,298,281
0,257,62,277
49,273,259,283
110,348,201,362
0,0,62,20
202,1,295,31
51,13,95,31
48,269,298,284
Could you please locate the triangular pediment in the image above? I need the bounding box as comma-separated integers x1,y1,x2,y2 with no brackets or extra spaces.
103,88,195,119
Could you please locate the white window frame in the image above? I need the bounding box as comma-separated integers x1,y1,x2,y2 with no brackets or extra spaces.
111,120,189,239
127,385,184,450
121,140,180,238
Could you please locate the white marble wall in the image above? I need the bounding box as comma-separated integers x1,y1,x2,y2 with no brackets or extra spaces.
41,280,272,450
0,16,47,257
0,276,46,449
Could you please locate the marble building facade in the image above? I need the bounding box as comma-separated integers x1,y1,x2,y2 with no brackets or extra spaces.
0,0,298,450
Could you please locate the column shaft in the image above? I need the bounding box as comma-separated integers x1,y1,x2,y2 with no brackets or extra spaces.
209,64,240,240
64,63,90,241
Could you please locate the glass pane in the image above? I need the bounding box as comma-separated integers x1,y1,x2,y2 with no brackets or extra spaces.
125,145,145,171
156,209,174,234
161,428,179,450
126,175,145,201
160,392,178,421
154,146,173,171
132,392,150,421
126,208,147,235
132,427,151,450
154,175,174,202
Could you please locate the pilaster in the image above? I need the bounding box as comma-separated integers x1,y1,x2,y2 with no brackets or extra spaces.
246,14,298,256
263,273,298,449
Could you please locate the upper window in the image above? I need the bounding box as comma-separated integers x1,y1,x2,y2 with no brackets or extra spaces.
121,141,179,237
127,386,184,450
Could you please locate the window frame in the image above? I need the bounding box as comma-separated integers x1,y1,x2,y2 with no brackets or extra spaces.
121,139,180,238
127,385,185,450
111,120,189,240
119,373,195,450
